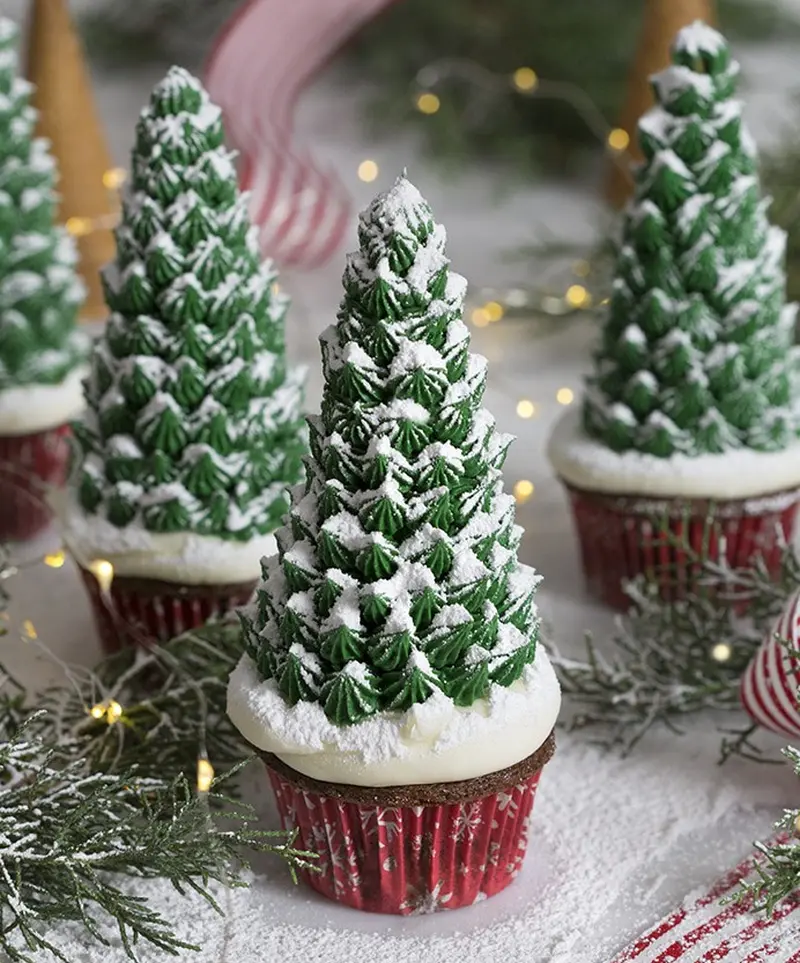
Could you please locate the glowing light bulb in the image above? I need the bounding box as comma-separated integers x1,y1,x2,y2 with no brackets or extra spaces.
89,704,106,720
483,301,504,322
88,559,115,593
607,128,631,152
556,387,575,405
514,480,535,503
416,92,441,115
106,701,123,723
471,308,490,328
197,758,215,793
65,217,92,237
22,620,37,640
102,167,127,190
44,550,66,569
516,399,537,419
711,642,732,662
357,160,379,183
513,67,538,92
565,284,591,309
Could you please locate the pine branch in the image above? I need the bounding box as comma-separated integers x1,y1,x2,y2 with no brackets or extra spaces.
730,747,800,914
0,713,316,963
0,574,317,962
551,535,800,755
21,619,249,792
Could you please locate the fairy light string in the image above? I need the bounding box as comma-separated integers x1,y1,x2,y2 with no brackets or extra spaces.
410,58,628,319
3,530,219,794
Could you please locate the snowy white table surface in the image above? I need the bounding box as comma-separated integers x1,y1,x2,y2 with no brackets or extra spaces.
3,4,800,958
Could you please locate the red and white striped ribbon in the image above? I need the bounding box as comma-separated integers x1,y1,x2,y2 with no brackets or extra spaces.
611,835,800,962
741,590,800,740
205,0,395,269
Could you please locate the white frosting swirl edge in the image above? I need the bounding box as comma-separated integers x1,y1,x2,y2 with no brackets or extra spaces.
548,407,800,501
53,490,275,585
226,648,561,787
0,366,87,436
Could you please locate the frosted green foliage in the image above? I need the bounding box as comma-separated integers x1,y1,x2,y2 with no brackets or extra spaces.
240,175,543,726
0,19,86,393
584,22,800,459
73,67,305,539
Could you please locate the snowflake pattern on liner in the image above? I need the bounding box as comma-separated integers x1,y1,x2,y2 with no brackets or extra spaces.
72,67,305,540
240,175,543,725
0,19,87,393
267,767,539,914
583,22,800,459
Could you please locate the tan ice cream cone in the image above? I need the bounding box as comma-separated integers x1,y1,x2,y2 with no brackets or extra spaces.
605,0,717,209
26,0,118,321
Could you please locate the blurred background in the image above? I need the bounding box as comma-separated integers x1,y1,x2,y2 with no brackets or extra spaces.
2,0,799,615
8,0,800,337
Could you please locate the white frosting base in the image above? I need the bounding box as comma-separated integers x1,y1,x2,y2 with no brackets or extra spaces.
227,648,561,787
547,408,800,501
52,490,275,585
0,366,87,436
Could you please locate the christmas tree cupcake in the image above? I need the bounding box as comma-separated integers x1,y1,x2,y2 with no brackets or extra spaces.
0,19,88,541
56,68,305,651
547,22,800,610
228,175,561,914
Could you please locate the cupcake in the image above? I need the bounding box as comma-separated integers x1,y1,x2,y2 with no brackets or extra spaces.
228,175,561,914
0,19,88,541
54,67,306,652
547,22,800,611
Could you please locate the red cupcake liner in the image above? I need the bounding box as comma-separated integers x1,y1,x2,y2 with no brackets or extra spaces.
0,426,71,541
565,483,800,611
267,765,543,914
78,566,255,652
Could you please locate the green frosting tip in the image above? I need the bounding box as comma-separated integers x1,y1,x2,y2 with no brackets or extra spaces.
242,178,542,725
0,18,86,395
585,23,799,460
70,66,306,541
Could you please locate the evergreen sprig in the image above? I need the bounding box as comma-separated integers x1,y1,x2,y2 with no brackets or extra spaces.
0,711,316,963
26,619,248,790
551,534,800,755
549,530,800,913
730,745,800,915
0,550,316,962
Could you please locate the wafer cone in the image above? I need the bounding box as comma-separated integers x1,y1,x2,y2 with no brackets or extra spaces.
26,0,118,321
605,0,716,208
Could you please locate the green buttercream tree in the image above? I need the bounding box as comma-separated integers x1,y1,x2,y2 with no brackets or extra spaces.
240,175,543,726
0,18,86,395
73,67,305,539
583,22,800,459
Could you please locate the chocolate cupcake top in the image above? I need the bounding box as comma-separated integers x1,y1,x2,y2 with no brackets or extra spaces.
548,22,800,501
57,67,306,584
228,174,561,787
0,18,88,436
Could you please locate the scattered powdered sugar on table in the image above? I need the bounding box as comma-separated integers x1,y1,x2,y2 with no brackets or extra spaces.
26,657,797,963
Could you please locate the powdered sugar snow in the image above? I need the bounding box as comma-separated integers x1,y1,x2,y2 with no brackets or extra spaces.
24,712,795,963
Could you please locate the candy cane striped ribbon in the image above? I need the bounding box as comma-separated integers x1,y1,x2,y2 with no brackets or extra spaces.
205,0,395,269
741,590,800,740
611,835,800,962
